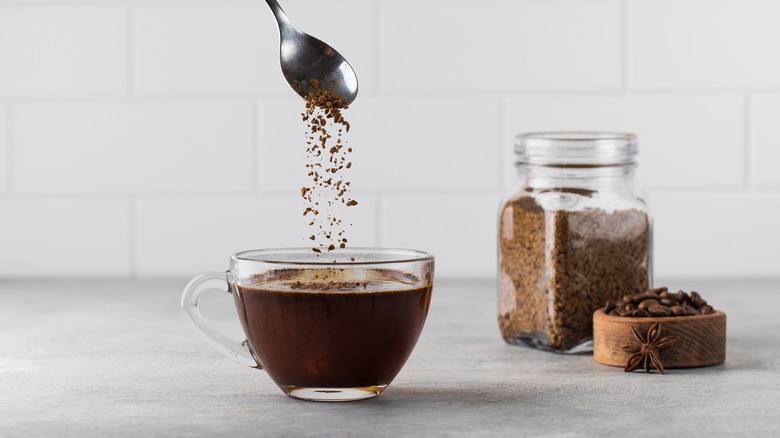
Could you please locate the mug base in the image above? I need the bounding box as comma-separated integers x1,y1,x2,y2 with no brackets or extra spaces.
282,385,387,402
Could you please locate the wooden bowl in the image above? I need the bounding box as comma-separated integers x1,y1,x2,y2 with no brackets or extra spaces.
593,309,726,368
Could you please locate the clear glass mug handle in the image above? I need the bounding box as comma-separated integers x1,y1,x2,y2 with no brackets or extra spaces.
180,273,261,368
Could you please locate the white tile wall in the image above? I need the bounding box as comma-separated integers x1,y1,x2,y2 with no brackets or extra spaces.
650,191,780,277
0,0,778,279
385,0,622,92
380,194,501,278
0,5,127,96
133,0,376,95
751,95,780,187
631,0,780,89
12,100,253,194
135,196,377,276
505,95,745,190
0,105,7,194
260,97,500,193
0,200,130,277
133,1,271,94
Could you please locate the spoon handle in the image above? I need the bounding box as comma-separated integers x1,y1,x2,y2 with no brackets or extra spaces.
265,0,297,35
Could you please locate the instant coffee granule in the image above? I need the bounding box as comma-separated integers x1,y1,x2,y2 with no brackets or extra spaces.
300,79,357,253
499,196,650,351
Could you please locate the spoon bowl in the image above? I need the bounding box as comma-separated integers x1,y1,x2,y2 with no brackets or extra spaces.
265,0,359,105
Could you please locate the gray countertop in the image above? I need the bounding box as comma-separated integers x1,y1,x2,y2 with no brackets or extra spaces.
1,278,779,437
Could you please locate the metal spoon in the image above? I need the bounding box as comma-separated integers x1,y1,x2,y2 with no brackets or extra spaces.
264,0,359,105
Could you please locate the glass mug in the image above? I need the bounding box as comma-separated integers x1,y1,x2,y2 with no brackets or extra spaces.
181,248,435,402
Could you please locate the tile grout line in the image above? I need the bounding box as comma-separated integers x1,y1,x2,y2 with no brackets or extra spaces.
5,105,13,195
497,97,507,192
374,195,383,246
744,94,752,188
251,100,260,193
621,0,631,93
126,1,134,96
2,89,780,104
375,0,386,96
0,187,514,201
128,199,137,278
0,0,246,8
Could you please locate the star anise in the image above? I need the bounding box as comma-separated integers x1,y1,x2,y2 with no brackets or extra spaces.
622,322,678,374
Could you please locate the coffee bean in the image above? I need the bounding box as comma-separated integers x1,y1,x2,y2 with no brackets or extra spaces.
691,291,703,307
603,288,715,319
635,293,658,303
648,305,672,317
649,286,668,295
638,299,659,310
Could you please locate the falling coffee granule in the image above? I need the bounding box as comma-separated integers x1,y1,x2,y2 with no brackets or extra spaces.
498,196,650,351
300,79,357,253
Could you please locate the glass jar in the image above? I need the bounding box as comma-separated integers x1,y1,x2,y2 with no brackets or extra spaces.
498,132,652,353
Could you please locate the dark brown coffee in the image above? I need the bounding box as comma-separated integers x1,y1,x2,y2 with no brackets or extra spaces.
231,268,432,391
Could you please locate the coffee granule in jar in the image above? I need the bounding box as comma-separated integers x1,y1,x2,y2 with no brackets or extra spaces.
499,196,650,352
300,79,358,254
